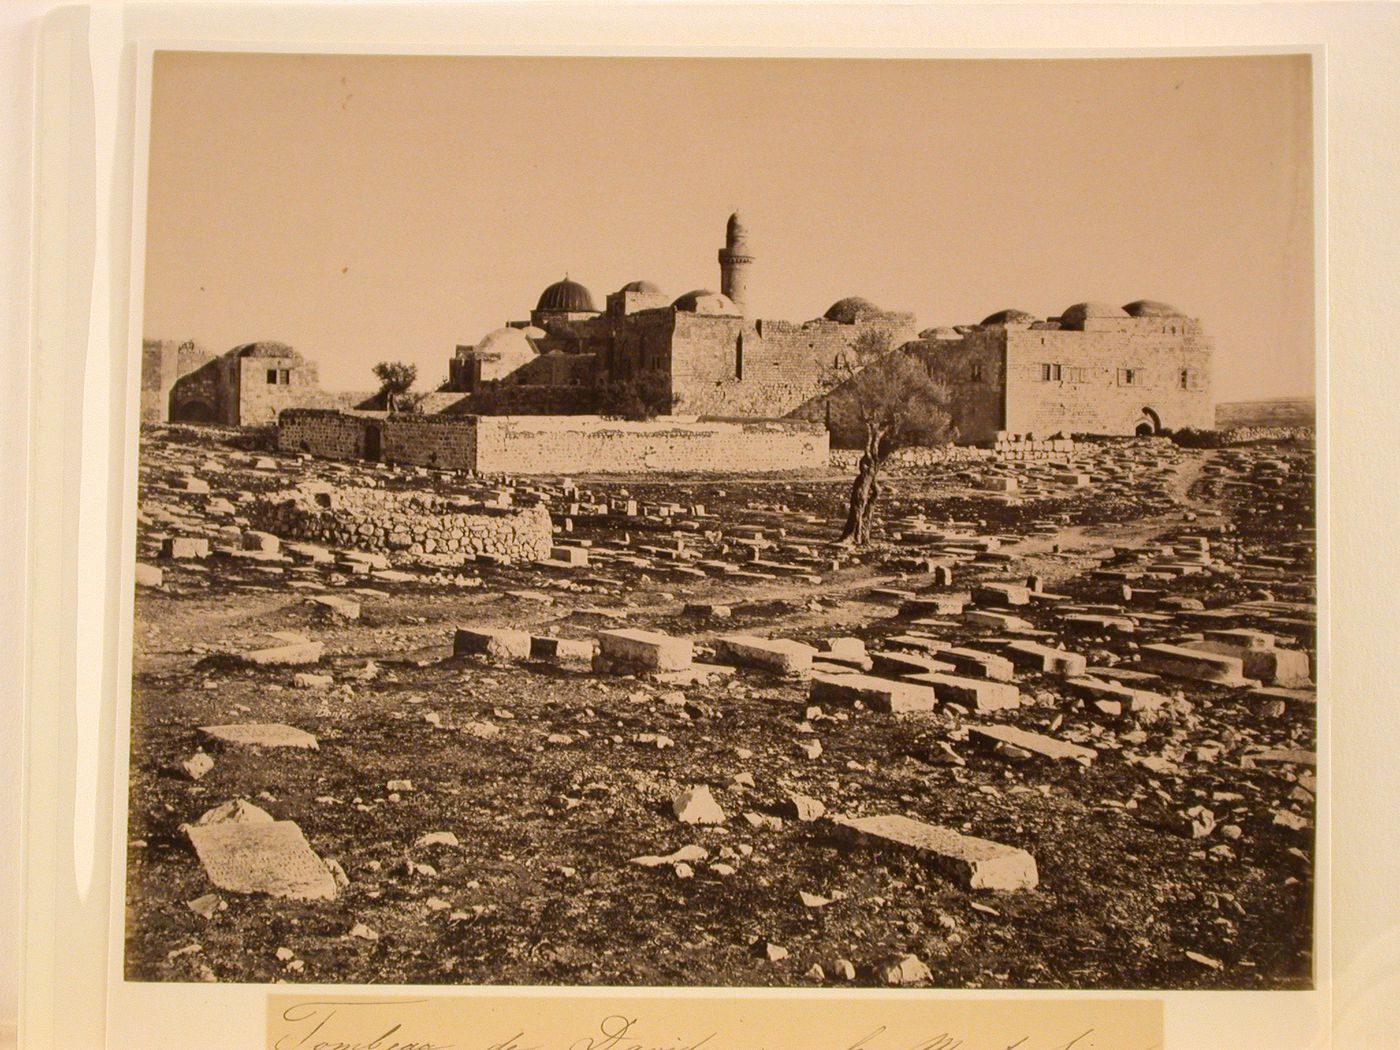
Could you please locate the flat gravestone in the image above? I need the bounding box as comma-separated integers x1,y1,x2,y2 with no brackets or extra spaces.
832,814,1038,891
970,724,1097,765
186,820,338,900
199,723,319,750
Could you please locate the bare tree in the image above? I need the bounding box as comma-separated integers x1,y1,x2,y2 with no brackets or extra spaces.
825,330,953,545
372,361,418,413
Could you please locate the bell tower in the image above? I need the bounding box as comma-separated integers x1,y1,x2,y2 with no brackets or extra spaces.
718,212,754,315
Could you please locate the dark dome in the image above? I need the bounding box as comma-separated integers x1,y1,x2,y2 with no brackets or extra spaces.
1123,299,1185,317
619,280,664,295
980,308,1039,327
536,277,597,313
232,341,301,360
918,326,963,341
1057,301,1128,330
673,289,739,314
824,297,883,324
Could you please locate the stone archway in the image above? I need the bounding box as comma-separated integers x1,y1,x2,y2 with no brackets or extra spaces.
1136,406,1163,436
170,398,216,424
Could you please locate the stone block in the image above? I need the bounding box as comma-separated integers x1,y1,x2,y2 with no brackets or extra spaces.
530,635,597,663
906,672,1021,712
869,650,957,678
898,595,967,617
1004,640,1087,676
597,628,693,671
242,639,323,666
199,723,319,750
161,536,209,560
973,582,1031,606
809,672,940,714
454,627,532,662
831,814,1038,891
241,530,281,553
550,544,590,566
1138,643,1254,686
712,634,817,674
134,563,164,587
309,595,361,620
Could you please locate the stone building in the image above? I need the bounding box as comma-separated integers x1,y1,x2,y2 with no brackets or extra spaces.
911,300,1214,442
448,213,919,419
167,341,333,426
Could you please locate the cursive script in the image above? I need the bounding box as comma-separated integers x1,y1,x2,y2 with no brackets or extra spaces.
274,1000,455,1050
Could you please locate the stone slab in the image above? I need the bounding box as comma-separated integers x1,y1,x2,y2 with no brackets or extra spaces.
597,628,693,671
186,820,338,901
969,724,1097,765
831,814,1038,891
199,723,319,750
905,672,1021,712
1003,640,1087,677
1138,643,1254,686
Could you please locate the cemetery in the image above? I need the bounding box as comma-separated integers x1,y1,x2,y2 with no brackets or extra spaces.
123,422,1316,990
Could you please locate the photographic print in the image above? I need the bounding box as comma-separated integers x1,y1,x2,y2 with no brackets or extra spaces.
124,50,1316,991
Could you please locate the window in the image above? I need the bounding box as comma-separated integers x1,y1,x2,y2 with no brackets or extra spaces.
279,369,290,385
970,363,984,382
1066,366,1090,383
266,368,278,384
266,368,290,385
1118,368,1140,387
1039,363,1062,382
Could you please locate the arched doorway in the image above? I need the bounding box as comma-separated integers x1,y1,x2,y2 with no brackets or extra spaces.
1135,406,1162,436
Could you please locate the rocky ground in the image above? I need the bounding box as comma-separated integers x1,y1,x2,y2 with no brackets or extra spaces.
124,424,1317,990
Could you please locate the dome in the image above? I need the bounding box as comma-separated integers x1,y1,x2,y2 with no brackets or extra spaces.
824,297,883,324
1123,299,1185,318
619,280,665,295
1057,301,1129,330
726,212,749,242
232,341,301,360
520,325,548,340
474,326,536,358
673,289,740,314
535,277,597,313
918,326,964,341
980,308,1039,327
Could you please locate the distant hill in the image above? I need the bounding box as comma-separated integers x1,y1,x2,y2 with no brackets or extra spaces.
1215,397,1315,429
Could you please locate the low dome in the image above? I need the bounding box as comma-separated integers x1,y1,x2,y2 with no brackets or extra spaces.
1123,299,1185,318
824,296,883,324
1057,301,1129,330
535,277,597,313
520,325,548,340
474,327,536,358
919,326,963,341
232,341,301,360
619,280,665,295
980,308,1039,327
673,289,739,314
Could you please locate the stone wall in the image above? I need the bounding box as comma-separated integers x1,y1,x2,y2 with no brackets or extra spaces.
237,356,327,426
247,486,553,560
473,416,829,474
379,414,478,469
278,410,370,460
910,332,1008,444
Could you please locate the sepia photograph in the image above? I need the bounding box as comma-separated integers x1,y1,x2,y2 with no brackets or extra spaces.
124,49,1317,992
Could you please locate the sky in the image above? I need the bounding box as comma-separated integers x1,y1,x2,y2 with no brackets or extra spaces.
143,52,1314,400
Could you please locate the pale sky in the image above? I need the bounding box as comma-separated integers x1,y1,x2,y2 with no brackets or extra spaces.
143,52,1314,399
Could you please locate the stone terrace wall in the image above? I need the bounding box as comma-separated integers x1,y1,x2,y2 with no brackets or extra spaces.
247,487,552,560
279,409,370,460
1223,426,1314,445
475,416,828,474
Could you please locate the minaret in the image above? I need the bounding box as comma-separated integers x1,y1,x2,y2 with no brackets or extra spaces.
718,212,754,315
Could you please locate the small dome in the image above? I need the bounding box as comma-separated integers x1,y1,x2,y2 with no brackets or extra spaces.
619,280,665,295
980,308,1039,327
824,297,883,324
535,277,597,313
918,326,964,341
232,341,301,360
520,325,548,340
474,327,536,358
1057,301,1129,330
1123,299,1185,318
673,289,740,314
726,212,749,242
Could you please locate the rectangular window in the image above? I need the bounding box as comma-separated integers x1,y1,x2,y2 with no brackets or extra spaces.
278,369,290,385
1039,363,1062,382
1067,366,1090,383
266,368,278,384
1118,368,1140,387
970,363,983,382
1180,368,1192,389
